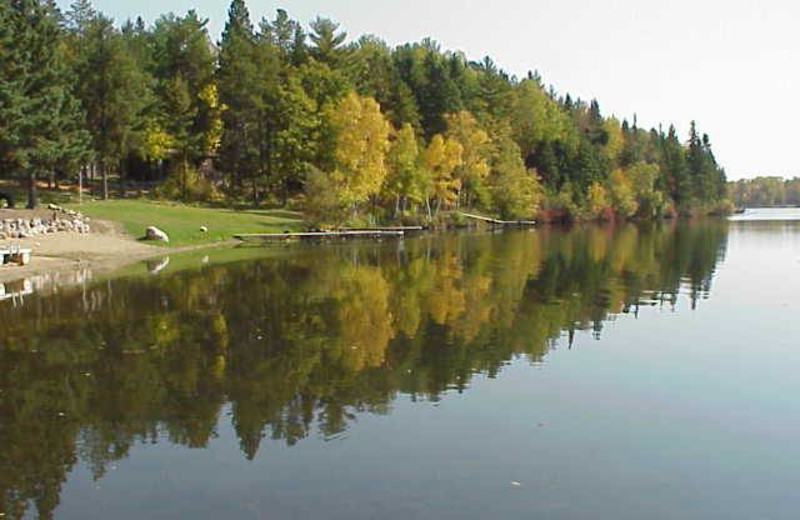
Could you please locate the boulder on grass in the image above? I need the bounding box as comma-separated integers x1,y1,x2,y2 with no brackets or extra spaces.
145,226,169,243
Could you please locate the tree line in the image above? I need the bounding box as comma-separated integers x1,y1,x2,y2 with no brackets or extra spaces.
728,176,800,207
0,0,730,222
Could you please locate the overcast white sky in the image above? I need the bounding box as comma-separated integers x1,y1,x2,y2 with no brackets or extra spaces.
59,0,800,179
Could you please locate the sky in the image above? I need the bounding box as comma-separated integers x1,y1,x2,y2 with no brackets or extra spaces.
56,0,800,180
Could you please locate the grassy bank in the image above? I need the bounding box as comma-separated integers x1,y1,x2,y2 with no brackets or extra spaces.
67,199,304,247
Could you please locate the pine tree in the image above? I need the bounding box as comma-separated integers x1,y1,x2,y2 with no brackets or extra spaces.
150,10,215,172
418,52,462,138
2,0,90,207
309,17,348,68
661,125,689,206
65,0,95,33
217,0,259,195
0,0,27,196
74,13,148,199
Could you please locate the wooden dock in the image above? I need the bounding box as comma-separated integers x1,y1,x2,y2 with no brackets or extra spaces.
1,245,32,266
234,230,406,241
340,226,424,232
458,212,537,226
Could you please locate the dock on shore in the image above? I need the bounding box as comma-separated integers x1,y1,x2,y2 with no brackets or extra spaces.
233,230,406,241
339,226,424,232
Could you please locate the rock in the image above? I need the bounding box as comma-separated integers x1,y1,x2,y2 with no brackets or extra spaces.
145,226,169,243
200,225,208,233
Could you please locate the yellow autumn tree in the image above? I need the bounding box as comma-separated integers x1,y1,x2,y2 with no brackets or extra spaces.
608,168,637,218
445,111,491,207
324,91,391,211
198,83,223,155
423,134,463,216
603,117,624,165
384,123,427,215
586,181,609,219
142,121,175,162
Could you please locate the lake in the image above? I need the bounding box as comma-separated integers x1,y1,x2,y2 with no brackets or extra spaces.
2,214,799,519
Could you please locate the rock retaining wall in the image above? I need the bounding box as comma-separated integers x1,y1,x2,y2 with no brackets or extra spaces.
0,205,91,239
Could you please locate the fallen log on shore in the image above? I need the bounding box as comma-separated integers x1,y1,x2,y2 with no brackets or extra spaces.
458,212,536,226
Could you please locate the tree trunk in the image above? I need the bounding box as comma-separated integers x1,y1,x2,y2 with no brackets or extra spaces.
118,160,126,199
79,166,84,205
102,164,109,200
181,153,188,201
26,171,38,209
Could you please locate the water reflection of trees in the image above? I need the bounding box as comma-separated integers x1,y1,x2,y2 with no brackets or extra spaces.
0,221,727,519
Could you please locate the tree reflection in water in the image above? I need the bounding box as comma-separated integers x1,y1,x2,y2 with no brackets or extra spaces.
0,220,727,519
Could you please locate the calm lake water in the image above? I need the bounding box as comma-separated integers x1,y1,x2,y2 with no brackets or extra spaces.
2,214,800,519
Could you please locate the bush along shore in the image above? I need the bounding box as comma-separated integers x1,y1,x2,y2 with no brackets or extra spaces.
1,0,731,229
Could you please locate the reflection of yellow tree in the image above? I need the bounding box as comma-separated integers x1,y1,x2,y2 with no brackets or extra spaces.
387,256,435,338
333,265,394,371
458,272,493,341
427,253,466,328
484,232,543,330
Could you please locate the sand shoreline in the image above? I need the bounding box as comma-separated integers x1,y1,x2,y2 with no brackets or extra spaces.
0,219,227,285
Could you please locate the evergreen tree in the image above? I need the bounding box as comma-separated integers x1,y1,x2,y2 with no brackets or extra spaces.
660,125,689,206
73,13,147,199
309,17,348,68
217,0,259,195
2,0,89,207
418,52,462,138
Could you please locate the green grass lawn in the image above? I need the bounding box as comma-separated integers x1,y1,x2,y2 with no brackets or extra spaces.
68,199,305,247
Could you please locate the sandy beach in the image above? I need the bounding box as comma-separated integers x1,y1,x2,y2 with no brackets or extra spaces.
0,216,166,284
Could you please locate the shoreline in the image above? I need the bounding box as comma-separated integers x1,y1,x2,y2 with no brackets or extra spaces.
0,221,235,285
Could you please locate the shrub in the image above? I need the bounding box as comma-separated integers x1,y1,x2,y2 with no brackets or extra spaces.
707,199,735,216
156,163,222,202
663,203,678,219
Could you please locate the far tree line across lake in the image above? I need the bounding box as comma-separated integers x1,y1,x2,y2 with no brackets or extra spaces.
728,176,800,208
1,0,730,225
